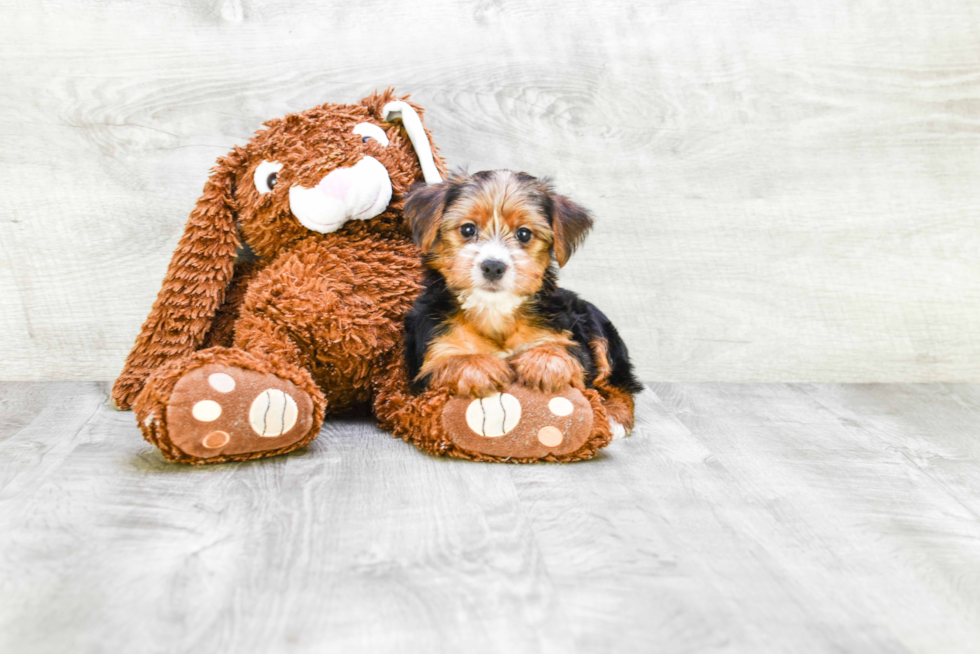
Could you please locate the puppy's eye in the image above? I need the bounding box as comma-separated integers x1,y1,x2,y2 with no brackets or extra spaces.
253,160,283,194
516,227,533,243
459,223,477,239
352,123,390,147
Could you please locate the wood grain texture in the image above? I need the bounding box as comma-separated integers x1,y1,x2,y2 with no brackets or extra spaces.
2,381,980,653
1,0,979,381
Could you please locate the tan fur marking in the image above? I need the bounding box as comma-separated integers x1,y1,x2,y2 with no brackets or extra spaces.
590,338,613,383
509,344,585,394
589,338,635,430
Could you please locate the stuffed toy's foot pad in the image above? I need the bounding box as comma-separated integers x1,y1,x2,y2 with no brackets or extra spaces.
442,386,594,460
165,364,315,460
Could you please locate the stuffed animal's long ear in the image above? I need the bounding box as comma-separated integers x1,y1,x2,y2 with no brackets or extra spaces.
111,147,247,410
404,181,453,254
549,191,594,268
382,100,443,185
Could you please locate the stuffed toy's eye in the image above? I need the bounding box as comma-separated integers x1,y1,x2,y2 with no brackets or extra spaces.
253,160,284,194
353,122,390,147
516,227,533,243
460,223,477,239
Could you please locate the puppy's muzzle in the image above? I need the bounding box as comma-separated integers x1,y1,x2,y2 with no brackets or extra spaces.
288,156,393,234
481,259,508,282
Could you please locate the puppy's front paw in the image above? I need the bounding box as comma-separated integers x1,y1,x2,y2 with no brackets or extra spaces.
429,354,515,398
510,346,584,394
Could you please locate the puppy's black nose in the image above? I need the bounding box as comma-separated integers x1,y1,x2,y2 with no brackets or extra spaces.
481,259,507,281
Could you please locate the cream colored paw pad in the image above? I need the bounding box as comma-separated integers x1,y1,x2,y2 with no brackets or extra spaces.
548,396,574,416
203,431,230,449
466,392,522,437
192,400,222,422
537,426,564,447
249,389,299,437
208,372,236,393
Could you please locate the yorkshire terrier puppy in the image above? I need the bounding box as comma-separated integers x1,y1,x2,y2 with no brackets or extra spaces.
403,170,643,433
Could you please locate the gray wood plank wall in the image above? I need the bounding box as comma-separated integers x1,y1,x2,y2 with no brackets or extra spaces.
1,0,978,382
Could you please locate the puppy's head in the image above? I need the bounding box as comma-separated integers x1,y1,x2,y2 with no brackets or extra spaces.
405,170,593,301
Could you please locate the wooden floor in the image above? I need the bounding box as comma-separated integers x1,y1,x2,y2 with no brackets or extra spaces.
1,382,979,653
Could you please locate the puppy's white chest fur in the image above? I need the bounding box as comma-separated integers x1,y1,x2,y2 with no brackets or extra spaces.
460,289,524,338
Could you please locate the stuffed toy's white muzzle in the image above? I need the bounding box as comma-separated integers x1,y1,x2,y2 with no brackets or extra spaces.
288,156,392,234
286,101,442,234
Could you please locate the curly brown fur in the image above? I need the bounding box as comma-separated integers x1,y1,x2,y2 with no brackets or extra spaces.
231,230,426,413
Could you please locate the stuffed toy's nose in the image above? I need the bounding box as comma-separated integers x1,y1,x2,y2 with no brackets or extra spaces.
316,168,354,201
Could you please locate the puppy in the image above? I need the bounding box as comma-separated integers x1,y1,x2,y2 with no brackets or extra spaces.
402,170,643,434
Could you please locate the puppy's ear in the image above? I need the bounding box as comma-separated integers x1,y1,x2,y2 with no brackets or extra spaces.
548,191,594,268
404,181,451,254
111,147,247,409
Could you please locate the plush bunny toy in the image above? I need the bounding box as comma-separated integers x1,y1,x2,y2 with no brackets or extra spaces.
113,90,447,463
115,89,617,464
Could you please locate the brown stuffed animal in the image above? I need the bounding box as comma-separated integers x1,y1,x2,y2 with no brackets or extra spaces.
112,89,448,463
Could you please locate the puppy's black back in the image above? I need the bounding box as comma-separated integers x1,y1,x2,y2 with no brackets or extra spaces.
533,270,644,395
